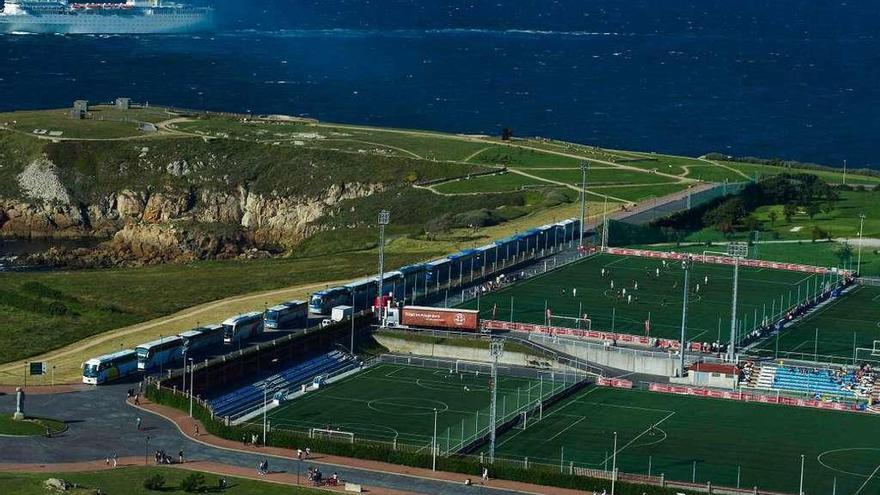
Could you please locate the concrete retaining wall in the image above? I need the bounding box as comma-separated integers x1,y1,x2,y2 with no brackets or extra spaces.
536,336,679,376
374,334,564,370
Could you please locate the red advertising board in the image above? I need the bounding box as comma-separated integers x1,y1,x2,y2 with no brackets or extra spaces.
605,247,845,276
647,383,864,414
401,306,480,331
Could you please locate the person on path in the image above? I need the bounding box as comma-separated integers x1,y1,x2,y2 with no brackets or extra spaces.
136,417,142,431
178,449,185,463
112,451,118,468
305,447,312,458
297,449,303,460
482,466,489,483
193,424,199,436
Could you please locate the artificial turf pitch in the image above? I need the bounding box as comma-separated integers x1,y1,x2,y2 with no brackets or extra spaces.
752,284,880,364
264,363,567,450
459,253,834,345
266,362,880,493
494,386,880,494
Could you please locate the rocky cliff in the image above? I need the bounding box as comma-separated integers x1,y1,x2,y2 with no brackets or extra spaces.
0,155,385,267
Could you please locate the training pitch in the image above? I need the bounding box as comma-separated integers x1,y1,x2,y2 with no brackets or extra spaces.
495,386,880,494
752,284,880,364
460,253,835,344
263,363,569,450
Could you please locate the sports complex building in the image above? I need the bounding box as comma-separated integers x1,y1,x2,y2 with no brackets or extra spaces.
131,184,880,495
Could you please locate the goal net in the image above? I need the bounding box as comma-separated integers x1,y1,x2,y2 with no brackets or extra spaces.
549,314,592,330
309,428,355,444
454,359,492,374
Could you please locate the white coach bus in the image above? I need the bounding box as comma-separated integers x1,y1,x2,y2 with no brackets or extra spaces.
136,336,184,371
82,349,139,385
222,311,264,344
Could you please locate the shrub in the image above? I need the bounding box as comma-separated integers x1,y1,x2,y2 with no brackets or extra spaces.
180,473,205,492
142,474,165,491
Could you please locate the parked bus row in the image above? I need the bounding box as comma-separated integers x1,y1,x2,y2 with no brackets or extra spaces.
309,218,581,315
82,300,308,385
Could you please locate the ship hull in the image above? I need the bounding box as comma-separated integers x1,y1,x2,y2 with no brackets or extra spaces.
0,11,214,34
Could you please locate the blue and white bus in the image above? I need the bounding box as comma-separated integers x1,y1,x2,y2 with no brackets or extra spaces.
309,287,350,315
222,312,264,344
136,336,184,371
82,349,139,385
264,300,308,329
179,324,224,354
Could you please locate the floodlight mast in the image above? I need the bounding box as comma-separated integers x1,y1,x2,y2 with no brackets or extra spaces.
678,256,693,377
703,242,748,362
579,162,588,249
376,210,391,320
488,339,504,463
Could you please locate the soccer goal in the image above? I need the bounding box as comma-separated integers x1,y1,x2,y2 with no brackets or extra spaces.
455,359,492,374
549,314,592,330
309,428,355,444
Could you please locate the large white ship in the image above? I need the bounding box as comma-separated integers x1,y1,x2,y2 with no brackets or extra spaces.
0,0,214,34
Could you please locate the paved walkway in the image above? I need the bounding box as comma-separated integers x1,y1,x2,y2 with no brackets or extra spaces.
0,383,606,495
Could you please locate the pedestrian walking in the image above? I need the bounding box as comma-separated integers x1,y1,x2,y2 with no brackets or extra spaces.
134,394,140,406
242,434,248,446
136,417,142,431
193,424,200,436
482,466,489,483
178,450,185,463
112,451,118,468
305,447,311,458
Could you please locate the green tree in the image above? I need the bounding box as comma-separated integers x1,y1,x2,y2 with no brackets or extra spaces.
743,215,760,232
783,203,798,223
768,209,778,226
806,203,821,220
836,242,854,265
180,473,205,493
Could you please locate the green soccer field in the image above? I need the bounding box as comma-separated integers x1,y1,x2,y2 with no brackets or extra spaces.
494,386,880,494
751,284,880,364
263,363,569,450
458,253,834,344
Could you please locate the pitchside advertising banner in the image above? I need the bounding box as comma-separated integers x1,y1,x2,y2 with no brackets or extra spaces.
647,383,866,413
605,247,848,275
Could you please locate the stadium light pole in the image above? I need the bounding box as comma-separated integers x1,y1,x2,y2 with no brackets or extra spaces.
579,162,588,249
857,213,866,274
798,454,805,495
727,242,748,362
488,339,504,464
678,256,693,377
377,210,391,321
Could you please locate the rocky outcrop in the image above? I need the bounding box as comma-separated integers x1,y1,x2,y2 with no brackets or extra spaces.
2,156,385,267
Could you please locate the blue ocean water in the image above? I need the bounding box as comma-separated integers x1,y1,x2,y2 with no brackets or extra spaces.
0,0,878,167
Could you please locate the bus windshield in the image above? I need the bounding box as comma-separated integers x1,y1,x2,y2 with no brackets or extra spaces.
83,363,100,377
265,310,280,322
136,348,150,359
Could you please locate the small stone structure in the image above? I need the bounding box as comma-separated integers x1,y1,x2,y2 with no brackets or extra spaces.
115,97,131,110
13,387,25,421
73,100,89,112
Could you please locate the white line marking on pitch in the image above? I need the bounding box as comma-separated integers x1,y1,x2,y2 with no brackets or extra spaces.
545,416,585,442
600,410,676,467
853,463,880,494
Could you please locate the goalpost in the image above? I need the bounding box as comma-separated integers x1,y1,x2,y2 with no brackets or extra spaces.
853,340,880,366
548,314,592,330
309,428,355,444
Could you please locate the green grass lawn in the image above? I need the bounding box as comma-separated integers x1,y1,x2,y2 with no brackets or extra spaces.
752,190,880,240
263,364,567,449
616,154,707,176
528,168,677,186
592,183,689,202
0,251,430,364
0,106,172,140
722,161,880,185
0,466,325,494
0,415,65,436
433,173,545,193
458,253,826,343
494,386,880,494
752,284,880,364
683,164,748,183
469,146,583,168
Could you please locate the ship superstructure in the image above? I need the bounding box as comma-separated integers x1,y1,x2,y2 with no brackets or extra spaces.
0,0,214,34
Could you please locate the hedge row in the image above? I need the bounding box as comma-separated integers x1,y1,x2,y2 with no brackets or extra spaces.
146,386,699,495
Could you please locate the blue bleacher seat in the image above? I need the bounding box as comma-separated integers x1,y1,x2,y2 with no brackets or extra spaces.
771,366,856,398
209,351,356,418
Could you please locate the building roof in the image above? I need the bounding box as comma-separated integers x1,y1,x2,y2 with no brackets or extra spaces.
690,362,738,375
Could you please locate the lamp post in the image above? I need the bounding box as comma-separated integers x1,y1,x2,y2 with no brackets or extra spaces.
678,256,693,377
432,408,438,471
610,431,618,495
377,209,391,322
488,339,504,463
145,436,151,466
188,358,194,417
579,162,588,249
262,383,268,446
857,213,866,274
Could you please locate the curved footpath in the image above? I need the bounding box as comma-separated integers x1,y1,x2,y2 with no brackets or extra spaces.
0,383,594,495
